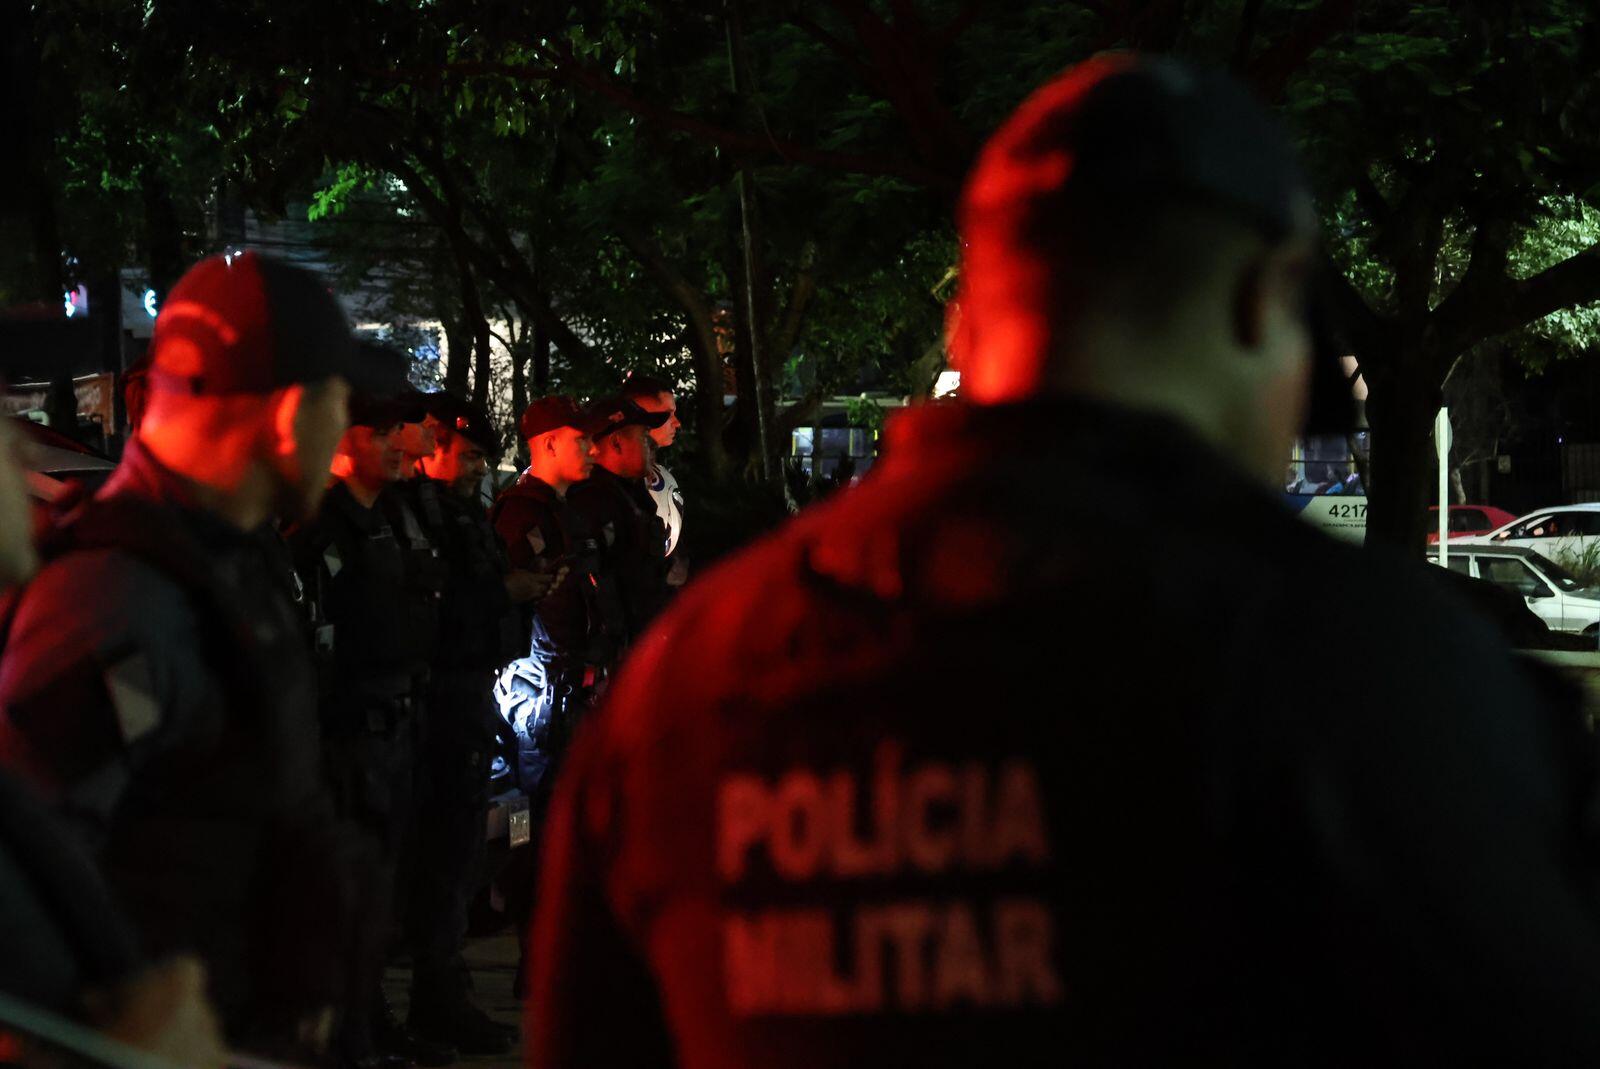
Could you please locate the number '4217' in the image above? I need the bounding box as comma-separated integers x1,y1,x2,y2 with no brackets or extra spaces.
1326,502,1367,520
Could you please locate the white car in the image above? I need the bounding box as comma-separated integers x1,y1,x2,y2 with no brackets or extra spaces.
1429,544,1600,635
1463,503,1600,564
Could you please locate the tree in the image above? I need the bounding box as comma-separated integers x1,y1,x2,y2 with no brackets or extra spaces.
1287,1,1600,549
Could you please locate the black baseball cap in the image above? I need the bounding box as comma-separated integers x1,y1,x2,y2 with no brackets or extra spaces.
424,392,499,453
347,395,411,430
147,251,400,396
963,54,1311,243
586,396,670,439
519,396,605,441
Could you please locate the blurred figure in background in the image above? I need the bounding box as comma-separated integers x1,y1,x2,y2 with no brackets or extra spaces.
567,397,671,642
621,374,688,588
406,394,550,1056
292,389,451,1069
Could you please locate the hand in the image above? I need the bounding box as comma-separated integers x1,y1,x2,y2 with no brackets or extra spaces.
83,957,226,1069
506,564,569,603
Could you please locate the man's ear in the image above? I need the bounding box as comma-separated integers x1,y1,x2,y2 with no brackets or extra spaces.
1231,257,1268,352
271,384,306,458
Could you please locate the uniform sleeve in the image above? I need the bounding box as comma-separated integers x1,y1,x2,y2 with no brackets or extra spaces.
494,497,545,571
0,551,222,848
528,721,676,1068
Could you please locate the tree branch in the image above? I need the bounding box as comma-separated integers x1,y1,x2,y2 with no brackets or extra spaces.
934,1,987,50
1231,0,1265,70
480,48,958,189
1432,213,1513,346
769,240,819,367
1451,240,1600,349
1244,0,1360,103
786,12,874,81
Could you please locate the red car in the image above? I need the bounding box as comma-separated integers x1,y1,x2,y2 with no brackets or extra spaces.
1426,504,1518,543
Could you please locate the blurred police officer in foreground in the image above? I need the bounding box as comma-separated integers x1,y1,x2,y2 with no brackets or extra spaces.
0,251,389,1058
530,56,1600,1067
568,397,671,641
404,394,550,1054
0,414,226,1068
621,374,688,587
291,391,448,1068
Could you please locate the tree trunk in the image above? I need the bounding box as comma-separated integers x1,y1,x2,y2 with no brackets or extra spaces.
532,319,550,392
510,331,528,469
470,317,492,408
1363,353,1439,552
443,315,469,395
723,238,759,477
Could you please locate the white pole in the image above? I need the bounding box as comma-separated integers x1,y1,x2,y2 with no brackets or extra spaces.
1437,407,1452,569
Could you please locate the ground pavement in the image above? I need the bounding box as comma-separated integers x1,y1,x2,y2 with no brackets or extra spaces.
385,931,524,1069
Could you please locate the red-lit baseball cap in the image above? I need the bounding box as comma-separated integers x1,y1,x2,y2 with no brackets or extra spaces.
147,251,400,396
518,396,606,441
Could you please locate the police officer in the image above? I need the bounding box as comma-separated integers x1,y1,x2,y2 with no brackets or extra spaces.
567,396,671,640
621,374,688,586
290,391,448,1069
491,397,621,789
0,251,392,1057
529,57,1600,1066
403,394,551,1054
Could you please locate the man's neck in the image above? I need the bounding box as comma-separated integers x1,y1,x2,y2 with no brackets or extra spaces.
138,435,273,530
525,465,569,498
341,474,387,509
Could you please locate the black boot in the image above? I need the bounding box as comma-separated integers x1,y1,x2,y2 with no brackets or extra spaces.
376,995,456,1067
409,999,515,1058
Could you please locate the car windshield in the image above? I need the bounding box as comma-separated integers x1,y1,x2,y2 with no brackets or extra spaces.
1536,556,1583,591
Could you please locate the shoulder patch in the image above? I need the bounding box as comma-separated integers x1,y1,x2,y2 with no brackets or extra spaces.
323,544,343,578
103,652,162,745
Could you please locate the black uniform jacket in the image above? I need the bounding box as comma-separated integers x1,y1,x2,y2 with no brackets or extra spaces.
290,481,434,697
568,464,669,641
0,440,355,1038
530,398,1600,1068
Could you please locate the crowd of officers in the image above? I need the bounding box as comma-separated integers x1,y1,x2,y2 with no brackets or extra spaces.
0,247,687,1069
285,375,680,1067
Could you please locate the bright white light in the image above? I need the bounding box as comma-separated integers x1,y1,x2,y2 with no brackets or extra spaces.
932,370,961,398
143,289,159,318
62,285,87,318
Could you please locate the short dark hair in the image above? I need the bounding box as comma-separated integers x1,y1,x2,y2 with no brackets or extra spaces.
621,373,674,402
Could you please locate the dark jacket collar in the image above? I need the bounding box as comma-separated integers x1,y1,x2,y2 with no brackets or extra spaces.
98,438,261,550
879,396,1272,507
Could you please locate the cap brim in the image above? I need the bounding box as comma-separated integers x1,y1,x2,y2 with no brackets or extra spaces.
590,410,669,437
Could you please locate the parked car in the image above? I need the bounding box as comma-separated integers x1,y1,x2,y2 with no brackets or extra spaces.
1461,503,1600,566
13,418,115,505
1424,504,1517,543
1428,544,1600,635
